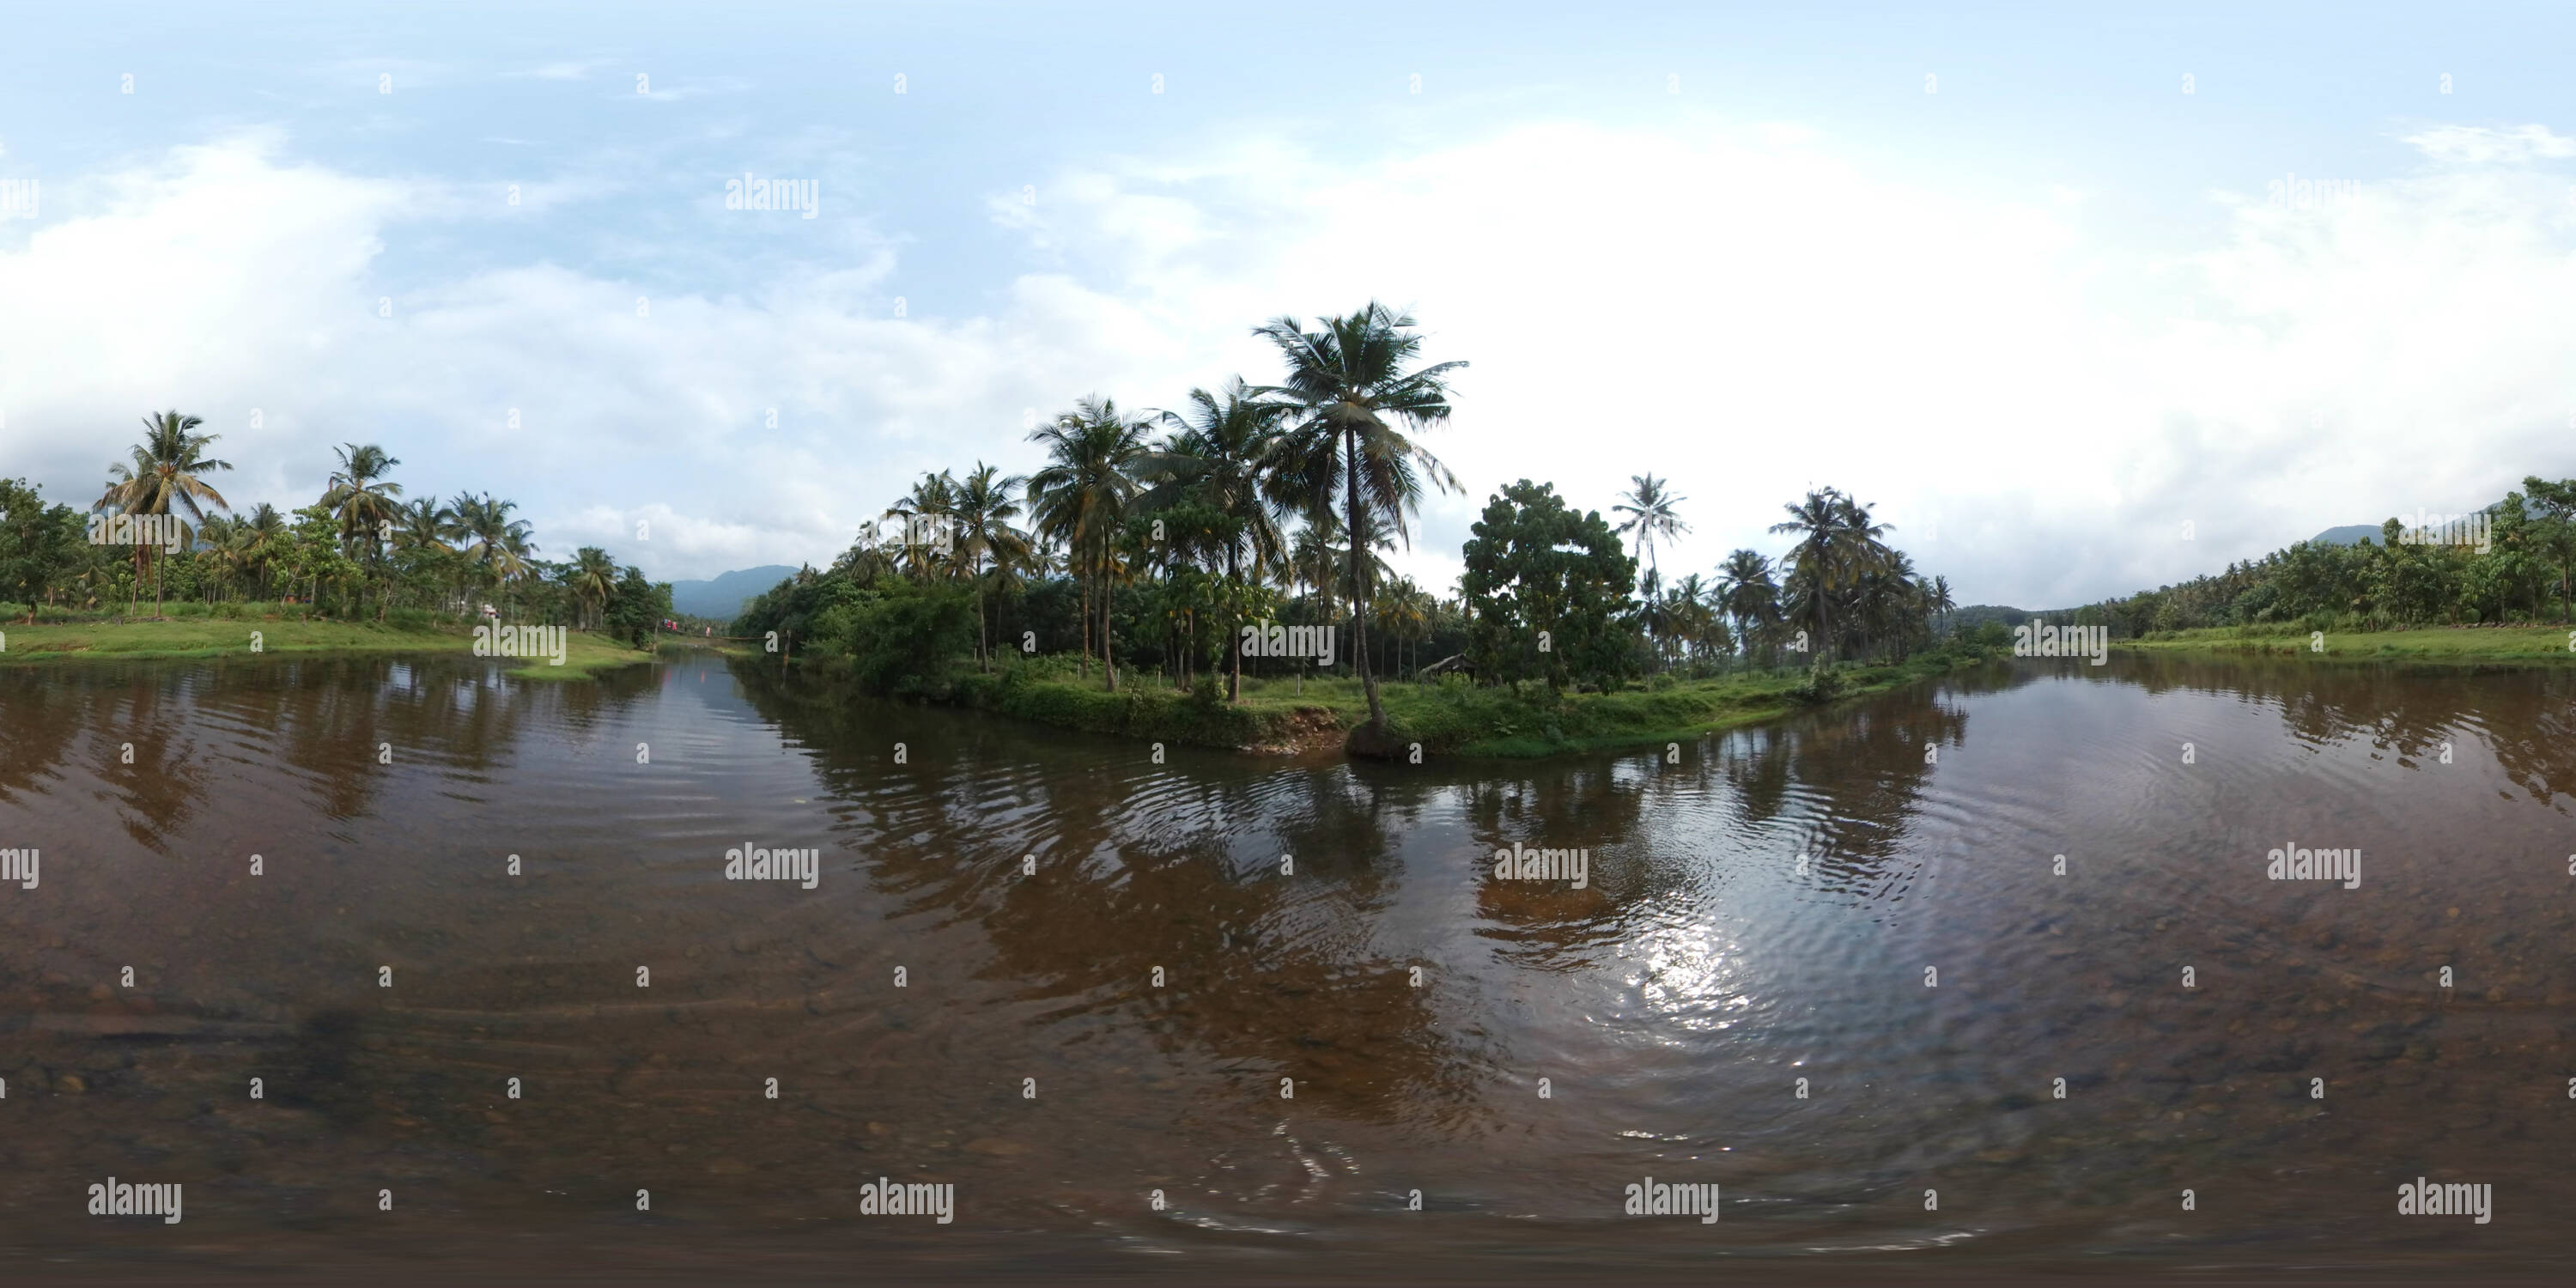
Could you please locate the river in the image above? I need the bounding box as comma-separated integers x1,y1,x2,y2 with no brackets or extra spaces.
1,652,2570,1278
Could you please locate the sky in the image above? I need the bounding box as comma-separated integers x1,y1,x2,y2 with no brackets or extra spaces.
3,1,2574,606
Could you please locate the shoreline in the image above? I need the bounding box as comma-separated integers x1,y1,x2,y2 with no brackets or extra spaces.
904,646,2007,761
0,617,659,680
2113,623,2576,664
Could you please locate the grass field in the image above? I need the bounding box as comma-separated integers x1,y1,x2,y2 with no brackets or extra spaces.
0,616,658,680
2117,623,2576,663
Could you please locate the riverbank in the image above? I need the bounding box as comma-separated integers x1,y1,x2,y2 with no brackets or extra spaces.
2116,623,2576,662
0,616,658,679
931,644,2002,758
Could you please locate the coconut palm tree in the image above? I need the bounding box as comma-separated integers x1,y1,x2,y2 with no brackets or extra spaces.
100,410,233,615
568,546,618,630
1254,303,1465,743
1612,473,1691,579
1716,549,1780,666
950,462,1033,669
1928,574,1956,639
1139,377,1293,699
447,493,536,611
1770,488,1890,663
883,471,961,582
323,442,404,617
1026,396,1153,690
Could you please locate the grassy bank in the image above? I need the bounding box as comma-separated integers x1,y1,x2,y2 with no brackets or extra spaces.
2117,623,2576,663
0,614,658,680
936,645,2002,758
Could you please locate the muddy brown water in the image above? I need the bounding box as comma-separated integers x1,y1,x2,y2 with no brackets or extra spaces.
1,652,2572,1279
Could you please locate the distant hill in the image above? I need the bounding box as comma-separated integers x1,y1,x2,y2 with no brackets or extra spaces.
2309,524,2385,547
667,565,798,621
1946,604,2080,633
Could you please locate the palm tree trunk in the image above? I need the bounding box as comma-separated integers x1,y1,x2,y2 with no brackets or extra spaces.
1225,545,1242,703
1345,428,1382,729
1101,568,1116,692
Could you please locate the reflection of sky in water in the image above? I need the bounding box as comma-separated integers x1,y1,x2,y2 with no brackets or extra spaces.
0,653,2572,1274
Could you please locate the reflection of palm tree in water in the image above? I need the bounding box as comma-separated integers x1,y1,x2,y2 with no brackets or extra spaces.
730,659,1478,1122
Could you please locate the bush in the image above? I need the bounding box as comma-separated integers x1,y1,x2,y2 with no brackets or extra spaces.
385,606,434,630
1789,659,1844,705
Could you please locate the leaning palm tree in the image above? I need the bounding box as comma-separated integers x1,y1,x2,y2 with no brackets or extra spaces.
1612,473,1691,578
1026,397,1153,690
1253,303,1465,743
100,410,234,615
1139,377,1292,699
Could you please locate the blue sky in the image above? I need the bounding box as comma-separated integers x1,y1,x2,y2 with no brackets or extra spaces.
4,1,2574,604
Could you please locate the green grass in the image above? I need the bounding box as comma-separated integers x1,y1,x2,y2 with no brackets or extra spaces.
2117,623,2576,663
0,614,657,679
948,647,1999,758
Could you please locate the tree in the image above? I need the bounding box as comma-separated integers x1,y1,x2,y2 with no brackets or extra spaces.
447,493,536,610
1026,397,1151,690
1716,549,1781,665
1255,303,1465,745
323,442,404,617
948,462,1033,670
100,410,234,615
568,546,618,630
1612,473,1691,578
1769,487,1890,662
1138,377,1291,699
602,565,673,647
0,478,83,622
1459,480,1638,696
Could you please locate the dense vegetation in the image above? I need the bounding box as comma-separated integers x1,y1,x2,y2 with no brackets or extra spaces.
0,412,672,644
2074,477,2576,636
734,303,1959,754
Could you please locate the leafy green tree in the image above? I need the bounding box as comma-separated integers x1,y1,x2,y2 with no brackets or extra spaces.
603,566,673,647
0,478,84,621
1459,480,1638,696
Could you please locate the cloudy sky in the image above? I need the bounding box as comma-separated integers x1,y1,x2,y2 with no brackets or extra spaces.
3,1,2573,606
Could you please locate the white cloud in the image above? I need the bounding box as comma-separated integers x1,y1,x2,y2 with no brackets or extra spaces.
7,119,2576,606
2402,124,2576,166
